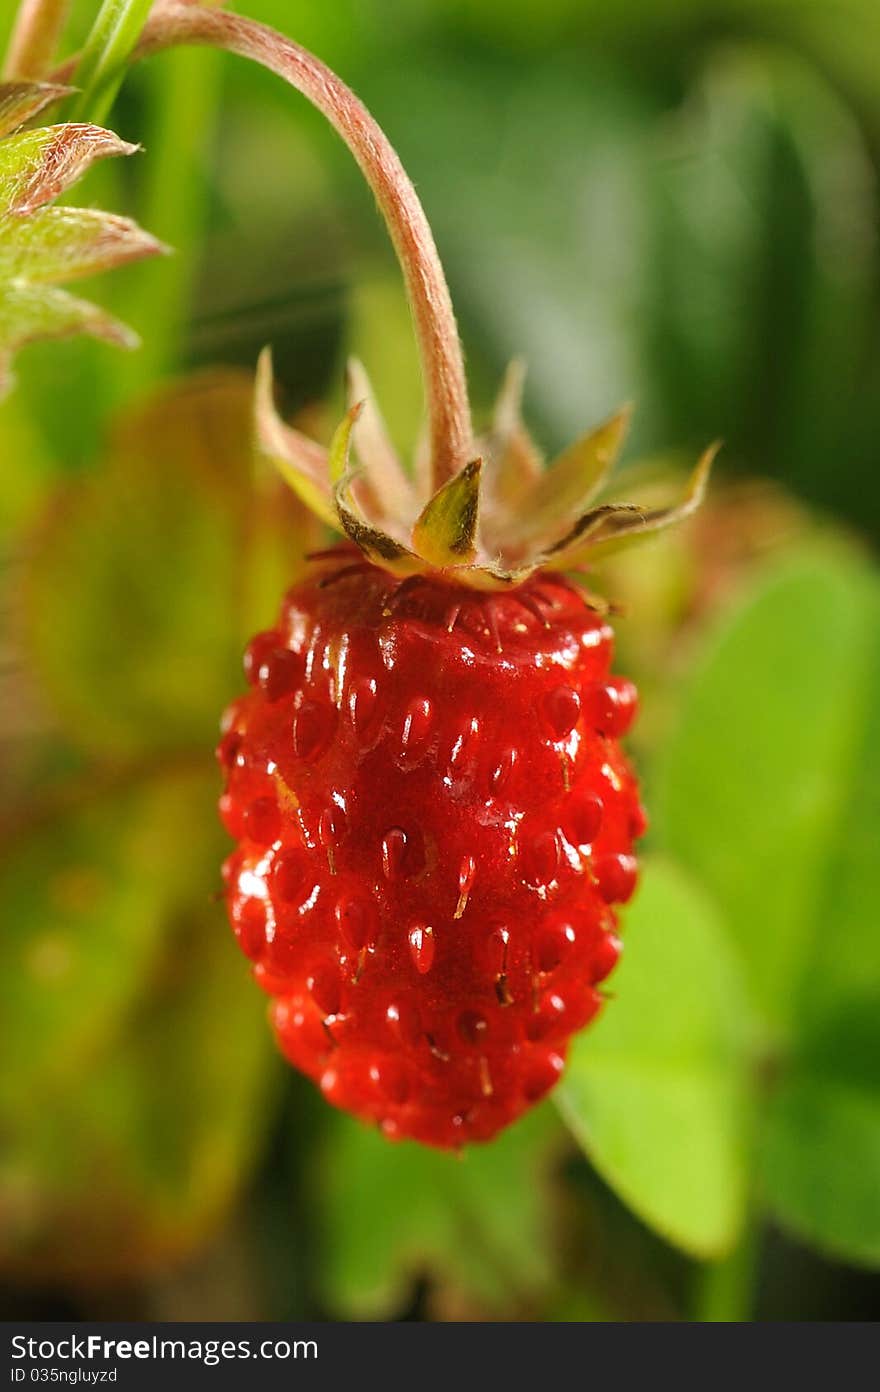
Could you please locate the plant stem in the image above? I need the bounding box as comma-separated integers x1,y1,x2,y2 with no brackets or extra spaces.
70,0,154,125
3,0,70,79
691,1216,761,1323
135,1,473,489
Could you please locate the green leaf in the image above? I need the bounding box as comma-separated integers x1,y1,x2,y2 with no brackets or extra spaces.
792,577,880,1019
0,768,207,1115
652,548,878,1036
0,206,162,284
556,857,750,1259
24,371,319,756
0,279,137,394
0,109,159,393
0,123,137,217
315,1103,562,1317
760,580,880,1264
652,547,880,1265
0,768,275,1280
762,1004,880,1269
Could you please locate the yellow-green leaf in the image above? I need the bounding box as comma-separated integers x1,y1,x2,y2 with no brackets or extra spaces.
557,858,751,1259
0,206,163,284
0,773,274,1281
0,281,139,395
24,371,319,756
316,1103,562,1317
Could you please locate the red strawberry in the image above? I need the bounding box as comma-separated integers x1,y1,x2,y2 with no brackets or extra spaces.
219,558,643,1146
163,8,717,1145
215,358,713,1152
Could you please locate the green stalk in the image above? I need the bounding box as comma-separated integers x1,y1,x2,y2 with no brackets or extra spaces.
70,0,154,124
691,1215,762,1323
3,0,70,80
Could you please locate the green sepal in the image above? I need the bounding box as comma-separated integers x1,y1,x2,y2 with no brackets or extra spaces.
504,405,632,554
549,441,720,565
345,356,415,520
481,359,543,519
412,458,482,567
254,347,338,529
328,401,362,484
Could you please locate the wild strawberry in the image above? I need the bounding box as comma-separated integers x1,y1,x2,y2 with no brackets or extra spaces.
219,555,647,1147
160,5,718,1145
217,356,713,1150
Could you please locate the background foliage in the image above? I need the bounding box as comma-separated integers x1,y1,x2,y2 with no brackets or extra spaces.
1,0,878,1321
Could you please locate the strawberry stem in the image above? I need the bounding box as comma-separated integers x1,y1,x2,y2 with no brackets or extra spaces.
3,0,70,80
136,2,474,490
71,0,154,124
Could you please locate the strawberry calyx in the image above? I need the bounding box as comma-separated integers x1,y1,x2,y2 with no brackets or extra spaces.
257,347,719,591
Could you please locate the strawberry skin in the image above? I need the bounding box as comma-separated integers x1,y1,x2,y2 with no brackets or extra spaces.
218,553,643,1147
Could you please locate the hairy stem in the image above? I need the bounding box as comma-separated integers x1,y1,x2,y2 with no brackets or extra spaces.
3,0,70,80
70,0,154,124
136,1,473,488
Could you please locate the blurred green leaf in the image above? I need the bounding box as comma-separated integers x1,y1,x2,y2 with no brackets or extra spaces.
763,1008,880,1269
648,48,880,531
0,383,57,531
1,368,316,1286
760,581,880,1263
315,1103,563,1317
652,547,878,1036
0,768,275,1281
793,582,880,1019
364,56,660,452
0,109,160,395
0,767,206,1115
652,546,880,1266
23,371,319,756
556,857,750,1259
